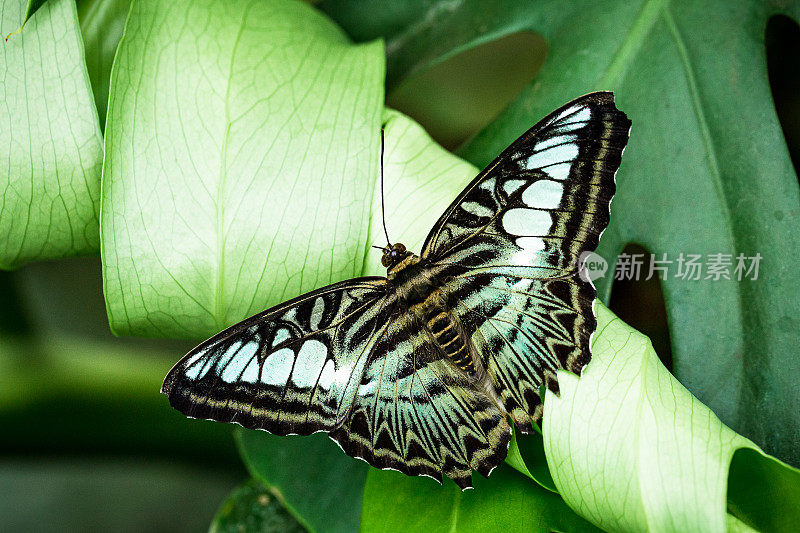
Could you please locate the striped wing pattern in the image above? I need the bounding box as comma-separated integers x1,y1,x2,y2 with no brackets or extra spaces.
425,92,631,432
162,278,391,436
330,311,510,488
163,92,629,489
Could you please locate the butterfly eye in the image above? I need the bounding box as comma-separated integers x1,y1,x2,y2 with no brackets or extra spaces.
393,243,406,253
381,255,391,267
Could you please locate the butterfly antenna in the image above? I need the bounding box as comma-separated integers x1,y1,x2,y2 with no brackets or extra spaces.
379,128,391,246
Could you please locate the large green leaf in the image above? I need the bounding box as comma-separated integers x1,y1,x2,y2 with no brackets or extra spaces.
544,303,800,532
101,0,384,338
1,0,103,269
360,465,600,533
322,0,800,469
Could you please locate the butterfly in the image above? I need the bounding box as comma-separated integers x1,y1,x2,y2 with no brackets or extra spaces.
162,92,631,489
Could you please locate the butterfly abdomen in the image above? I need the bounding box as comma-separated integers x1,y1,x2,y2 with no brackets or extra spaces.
426,310,474,373
389,256,477,375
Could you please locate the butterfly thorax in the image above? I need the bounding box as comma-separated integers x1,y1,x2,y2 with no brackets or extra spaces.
386,248,476,375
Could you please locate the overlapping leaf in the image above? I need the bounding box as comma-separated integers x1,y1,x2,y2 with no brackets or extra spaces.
101,0,384,338
544,304,800,532
1,0,103,269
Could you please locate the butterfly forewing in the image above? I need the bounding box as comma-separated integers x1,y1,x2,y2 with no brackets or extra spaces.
162,278,391,436
423,92,630,432
162,92,630,489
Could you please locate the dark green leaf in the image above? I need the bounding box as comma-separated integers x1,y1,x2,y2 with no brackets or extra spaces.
325,0,800,469
236,429,367,533
210,479,306,533
727,448,800,532
0,458,239,533
1,0,103,269
360,465,600,533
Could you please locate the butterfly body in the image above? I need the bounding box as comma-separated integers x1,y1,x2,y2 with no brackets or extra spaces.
386,249,479,375
163,92,631,489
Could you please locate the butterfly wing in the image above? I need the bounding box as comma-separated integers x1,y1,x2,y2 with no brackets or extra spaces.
162,277,392,436
422,92,631,433
163,276,510,489
329,311,511,489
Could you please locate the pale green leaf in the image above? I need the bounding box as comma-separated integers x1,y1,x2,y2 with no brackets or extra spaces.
101,0,384,338
544,303,800,531
1,0,103,269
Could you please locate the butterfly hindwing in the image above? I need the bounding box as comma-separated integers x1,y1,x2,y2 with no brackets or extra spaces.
424,92,631,432
329,312,511,489
162,278,391,436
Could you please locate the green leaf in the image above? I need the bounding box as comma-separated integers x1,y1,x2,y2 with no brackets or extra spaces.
101,0,384,339
360,465,600,533
324,0,800,470
1,0,103,269
236,430,366,533
76,0,132,127
210,478,306,533
544,303,800,531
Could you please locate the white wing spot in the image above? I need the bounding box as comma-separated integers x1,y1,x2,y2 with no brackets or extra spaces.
478,178,495,191
215,341,241,372
544,162,572,181
309,298,325,330
291,339,327,389
523,142,579,171
461,201,493,218
318,359,336,390
516,236,546,252
535,133,576,152
221,347,253,383
522,180,564,210
273,328,291,346
502,178,527,196
185,354,211,380
554,105,590,123
502,208,552,236
511,237,547,265
262,348,294,386
236,342,261,383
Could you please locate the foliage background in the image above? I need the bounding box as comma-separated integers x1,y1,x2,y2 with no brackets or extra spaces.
2,0,800,531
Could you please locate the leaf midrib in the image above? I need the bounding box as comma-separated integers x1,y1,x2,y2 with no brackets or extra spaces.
214,10,248,331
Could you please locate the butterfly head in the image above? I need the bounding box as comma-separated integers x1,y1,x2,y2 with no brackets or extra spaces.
379,242,411,269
